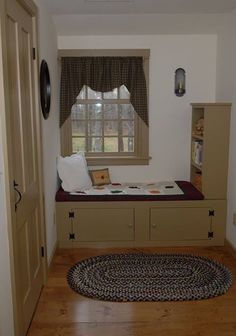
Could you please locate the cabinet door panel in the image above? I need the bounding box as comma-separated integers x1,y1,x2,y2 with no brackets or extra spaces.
73,208,134,241
150,208,211,241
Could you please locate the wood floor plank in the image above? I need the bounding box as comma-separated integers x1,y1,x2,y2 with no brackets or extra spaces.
28,322,236,336
28,246,236,336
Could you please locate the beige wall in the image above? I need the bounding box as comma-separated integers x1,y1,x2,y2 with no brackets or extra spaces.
54,13,227,36
216,10,236,248
35,0,60,263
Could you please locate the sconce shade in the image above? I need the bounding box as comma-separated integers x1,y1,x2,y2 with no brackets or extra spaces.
175,68,186,97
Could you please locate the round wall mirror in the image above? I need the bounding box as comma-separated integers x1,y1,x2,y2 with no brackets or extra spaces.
40,60,51,119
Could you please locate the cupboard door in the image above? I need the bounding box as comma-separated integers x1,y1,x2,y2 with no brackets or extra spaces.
150,208,211,241
73,208,134,241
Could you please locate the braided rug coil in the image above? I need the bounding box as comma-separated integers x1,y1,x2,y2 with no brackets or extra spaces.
67,253,232,302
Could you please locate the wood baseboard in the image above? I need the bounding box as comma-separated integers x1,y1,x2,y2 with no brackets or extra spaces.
225,238,236,259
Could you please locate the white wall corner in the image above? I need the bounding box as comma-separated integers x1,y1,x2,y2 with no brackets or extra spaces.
216,9,236,248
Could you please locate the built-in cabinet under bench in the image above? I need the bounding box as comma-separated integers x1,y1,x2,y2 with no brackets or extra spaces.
56,182,226,248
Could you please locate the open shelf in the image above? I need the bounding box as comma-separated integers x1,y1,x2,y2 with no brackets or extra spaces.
192,134,204,141
191,161,202,172
190,103,231,199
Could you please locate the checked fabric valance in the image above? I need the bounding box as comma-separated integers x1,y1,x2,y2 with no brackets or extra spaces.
60,56,148,127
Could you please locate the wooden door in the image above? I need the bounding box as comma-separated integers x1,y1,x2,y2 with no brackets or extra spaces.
5,0,44,334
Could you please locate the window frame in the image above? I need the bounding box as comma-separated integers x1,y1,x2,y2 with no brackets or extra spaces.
59,49,150,166
72,86,137,156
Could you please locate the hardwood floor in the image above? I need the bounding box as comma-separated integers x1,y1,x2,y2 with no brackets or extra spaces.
28,246,236,336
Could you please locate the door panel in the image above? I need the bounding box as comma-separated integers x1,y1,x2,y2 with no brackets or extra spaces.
73,208,135,242
20,26,36,186
150,208,211,241
6,0,43,334
18,221,31,301
29,208,41,279
7,16,25,189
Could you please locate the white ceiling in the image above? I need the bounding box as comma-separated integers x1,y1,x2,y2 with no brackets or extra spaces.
45,0,236,15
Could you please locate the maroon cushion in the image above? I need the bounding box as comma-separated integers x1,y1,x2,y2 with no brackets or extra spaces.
55,181,204,202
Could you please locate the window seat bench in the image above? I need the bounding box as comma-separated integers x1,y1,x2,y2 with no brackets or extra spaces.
56,181,226,248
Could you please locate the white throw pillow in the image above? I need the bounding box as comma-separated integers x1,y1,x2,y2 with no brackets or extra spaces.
57,152,92,192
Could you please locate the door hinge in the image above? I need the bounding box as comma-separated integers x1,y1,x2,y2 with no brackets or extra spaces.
41,246,45,258
69,211,75,218
33,48,36,60
69,233,75,240
208,231,214,238
209,210,215,217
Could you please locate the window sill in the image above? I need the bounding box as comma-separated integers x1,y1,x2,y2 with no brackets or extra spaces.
86,156,152,166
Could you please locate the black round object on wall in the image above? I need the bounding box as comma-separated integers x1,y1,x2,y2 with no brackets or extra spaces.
40,60,51,119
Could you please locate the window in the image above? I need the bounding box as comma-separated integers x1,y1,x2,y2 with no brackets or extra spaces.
71,85,136,155
59,51,150,165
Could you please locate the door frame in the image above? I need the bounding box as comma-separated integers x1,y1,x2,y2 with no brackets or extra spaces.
0,0,47,334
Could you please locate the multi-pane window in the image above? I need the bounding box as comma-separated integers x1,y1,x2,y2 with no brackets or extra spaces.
71,85,136,155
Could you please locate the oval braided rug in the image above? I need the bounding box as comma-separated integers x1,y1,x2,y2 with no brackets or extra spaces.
67,253,233,302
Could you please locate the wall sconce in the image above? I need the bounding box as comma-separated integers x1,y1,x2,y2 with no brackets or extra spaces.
175,68,186,97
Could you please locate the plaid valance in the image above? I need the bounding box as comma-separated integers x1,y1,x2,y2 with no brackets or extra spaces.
60,56,148,127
